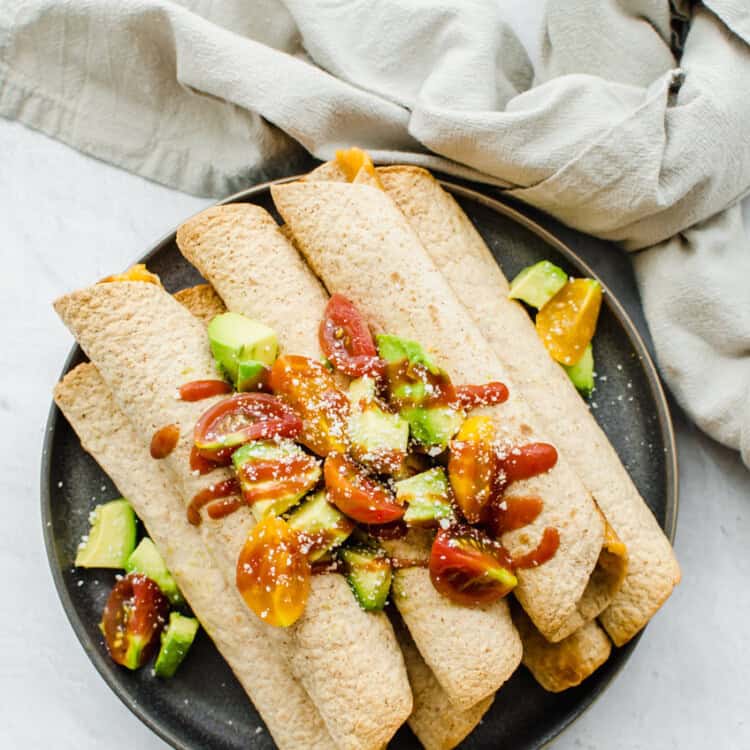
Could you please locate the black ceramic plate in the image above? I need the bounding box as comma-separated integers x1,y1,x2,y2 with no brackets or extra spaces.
42,178,677,750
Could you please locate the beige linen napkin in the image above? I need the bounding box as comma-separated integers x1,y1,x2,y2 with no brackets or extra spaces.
1,0,748,466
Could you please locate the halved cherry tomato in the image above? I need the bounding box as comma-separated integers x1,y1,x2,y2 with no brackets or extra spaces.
497,442,558,487
235,454,321,506
448,416,497,524
269,355,349,456
179,379,233,402
236,515,311,627
455,382,509,410
319,294,384,379
535,278,602,365
324,452,405,525
100,574,169,669
193,393,302,460
429,527,517,606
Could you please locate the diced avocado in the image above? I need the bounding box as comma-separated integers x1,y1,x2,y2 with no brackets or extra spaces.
286,491,354,561
208,312,278,384
396,468,455,527
376,334,440,374
564,342,595,397
75,499,136,569
401,405,463,450
347,377,409,473
509,260,568,309
232,440,321,520
236,359,267,392
340,545,392,611
126,538,183,606
153,612,199,678
347,375,377,406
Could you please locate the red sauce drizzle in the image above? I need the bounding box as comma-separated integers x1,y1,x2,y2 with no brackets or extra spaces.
179,379,233,402
189,445,221,475
511,527,560,569
206,496,243,520
187,478,241,525
363,520,408,541
492,495,544,534
150,424,180,459
497,442,558,487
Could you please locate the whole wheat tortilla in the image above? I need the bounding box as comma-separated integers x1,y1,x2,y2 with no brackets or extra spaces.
272,180,607,643
55,358,335,750
176,203,521,710
375,165,680,646
54,280,411,750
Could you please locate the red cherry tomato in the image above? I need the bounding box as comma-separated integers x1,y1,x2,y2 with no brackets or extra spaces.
269,355,350,456
319,294,384,378
236,515,311,627
324,452,405,525
454,382,509,410
498,443,558,486
193,393,302,460
100,574,169,669
429,528,517,606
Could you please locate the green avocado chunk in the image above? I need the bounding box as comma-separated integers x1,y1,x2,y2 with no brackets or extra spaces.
347,377,409,472
376,334,440,373
509,260,568,309
232,440,321,521
396,467,455,527
75,499,136,569
286,490,354,562
236,359,267,392
153,612,200,678
340,544,393,611
208,312,278,384
401,406,463,451
376,336,462,449
563,342,595,397
126,538,184,606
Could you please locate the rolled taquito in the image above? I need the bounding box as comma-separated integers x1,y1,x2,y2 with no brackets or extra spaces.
55,359,334,750
373,165,680,646
54,280,411,750
511,605,611,693
176,203,521,710
272,180,610,644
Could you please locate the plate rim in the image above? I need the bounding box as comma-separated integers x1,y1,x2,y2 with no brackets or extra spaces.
40,175,679,750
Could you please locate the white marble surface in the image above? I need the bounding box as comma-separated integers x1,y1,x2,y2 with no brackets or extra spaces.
1,114,749,750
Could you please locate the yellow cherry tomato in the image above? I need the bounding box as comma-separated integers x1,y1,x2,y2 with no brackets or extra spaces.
535,279,602,366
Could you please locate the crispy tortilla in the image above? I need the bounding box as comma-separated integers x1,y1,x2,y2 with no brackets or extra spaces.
375,165,679,646
54,280,411,750
176,203,521,710
55,358,335,750
272,180,607,643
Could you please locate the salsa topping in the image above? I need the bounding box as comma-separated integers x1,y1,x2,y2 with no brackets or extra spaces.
183,295,564,622
236,515,311,627
100,573,169,669
150,423,180,459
